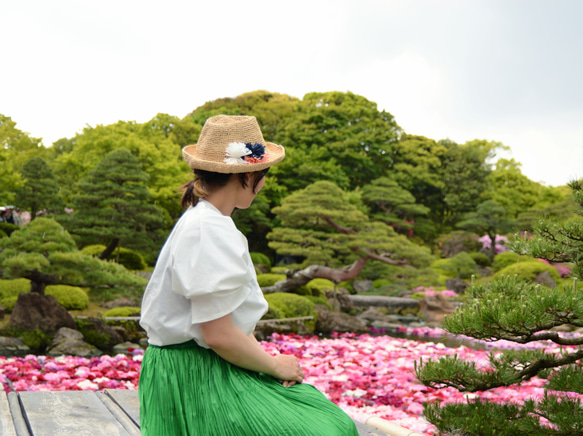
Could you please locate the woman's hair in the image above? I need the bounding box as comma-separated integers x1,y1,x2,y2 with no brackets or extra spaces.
180,168,269,209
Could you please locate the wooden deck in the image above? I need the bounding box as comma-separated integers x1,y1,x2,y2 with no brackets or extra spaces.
0,389,392,435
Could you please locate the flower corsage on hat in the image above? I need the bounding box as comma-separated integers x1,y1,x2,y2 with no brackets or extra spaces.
182,115,285,174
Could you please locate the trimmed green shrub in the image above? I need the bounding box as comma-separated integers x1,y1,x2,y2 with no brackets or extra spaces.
81,244,147,270
1,295,18,312
103,306,141,317
261,303,285,320
0,222,20,237
21,329,53,352
270,266,289,274
0,278,30,312
0,230,7,239
495,260,561,283
469,252,492,267
250,252,271,270
304,278,334,296
81,244,105,256
491,252,536,272
264,293,316,319
257,273,286,287
432,252,477,280
45,285,89,310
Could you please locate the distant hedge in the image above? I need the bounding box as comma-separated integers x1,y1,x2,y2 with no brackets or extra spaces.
46,285,89,310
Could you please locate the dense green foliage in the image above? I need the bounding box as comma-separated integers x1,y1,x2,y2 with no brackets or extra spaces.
81,245,147,270
45,285,89,310
256,274,286,287
60,149,167,262
416,180,583,434
103,307,141,317
264,293,316,319
16,157,62,220
0,218,146,297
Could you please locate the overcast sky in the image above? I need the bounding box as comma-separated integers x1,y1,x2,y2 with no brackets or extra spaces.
2,0,582,187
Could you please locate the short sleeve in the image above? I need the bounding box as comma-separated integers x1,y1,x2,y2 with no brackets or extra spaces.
170,217,252,324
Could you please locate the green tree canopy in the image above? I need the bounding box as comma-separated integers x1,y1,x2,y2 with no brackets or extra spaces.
62,149,167,260
51,116,194,219
15,157,62,220
486,158,543,218
416,179,583,435
0,115,47,205
0,218,146,295
361,176,429,234
268,181,433,269
273,91,401,192
457,200,516,260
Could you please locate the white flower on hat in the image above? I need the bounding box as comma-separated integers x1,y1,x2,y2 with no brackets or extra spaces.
224,142,252,165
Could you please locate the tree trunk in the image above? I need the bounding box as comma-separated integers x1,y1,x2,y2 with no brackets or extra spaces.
30,280,46,295
262,258,370,294
99,237,120,260
488,233,496,261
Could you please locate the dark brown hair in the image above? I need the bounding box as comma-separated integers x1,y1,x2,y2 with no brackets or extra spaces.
180,168,269,209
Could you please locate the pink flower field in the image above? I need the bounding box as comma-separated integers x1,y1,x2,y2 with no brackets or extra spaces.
1,328,581,435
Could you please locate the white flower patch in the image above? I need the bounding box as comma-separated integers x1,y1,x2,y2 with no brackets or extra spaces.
224,142,252,165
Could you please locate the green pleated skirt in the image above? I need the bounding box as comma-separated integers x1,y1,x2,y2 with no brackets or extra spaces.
138,341,358,436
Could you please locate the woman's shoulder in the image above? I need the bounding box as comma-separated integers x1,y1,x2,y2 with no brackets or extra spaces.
179,201,241,238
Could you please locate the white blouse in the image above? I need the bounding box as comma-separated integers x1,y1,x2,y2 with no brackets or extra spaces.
140,200,268,348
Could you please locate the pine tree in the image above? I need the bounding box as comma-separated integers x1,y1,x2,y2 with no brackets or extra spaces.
15,157,62,220
64,149,167,259
266,181,433,290
0,217,146,295
457,200,516,260
415,180,583,435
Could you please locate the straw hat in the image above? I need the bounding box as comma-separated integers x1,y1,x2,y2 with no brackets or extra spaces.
182,115,285,173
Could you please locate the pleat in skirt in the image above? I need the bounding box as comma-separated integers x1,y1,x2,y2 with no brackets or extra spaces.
138,341,358,435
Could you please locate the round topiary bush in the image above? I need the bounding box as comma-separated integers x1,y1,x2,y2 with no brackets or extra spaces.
491,252,536,272
433,252,477,280
0,278,31,312
264,293,316,319
260,303,285,320
1,295,19,313
303,278,334,297
495,260,561,283
250,252,272,270
257,273,286,287
103,306,141,317
469,252,492,267
45,285,89,310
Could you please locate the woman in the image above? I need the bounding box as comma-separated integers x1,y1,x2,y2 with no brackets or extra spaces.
139,115,358,435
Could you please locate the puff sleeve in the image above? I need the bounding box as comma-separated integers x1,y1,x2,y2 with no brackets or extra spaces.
170,217,253,324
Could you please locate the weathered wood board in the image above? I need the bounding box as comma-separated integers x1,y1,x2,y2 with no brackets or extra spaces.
1,390,390,436
18,391,134,436
0,392,17,436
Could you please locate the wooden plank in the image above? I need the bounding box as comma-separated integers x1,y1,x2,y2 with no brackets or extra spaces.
354,420,389,435
18,391,131,436
7,392,30,436
104,390,141,427
96,392,141,436
0,392,17,436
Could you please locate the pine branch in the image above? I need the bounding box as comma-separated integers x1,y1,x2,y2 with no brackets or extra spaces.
262,257,369,293
317,214,357,234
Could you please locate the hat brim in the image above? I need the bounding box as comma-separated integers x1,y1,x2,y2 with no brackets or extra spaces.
182,142,285,174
